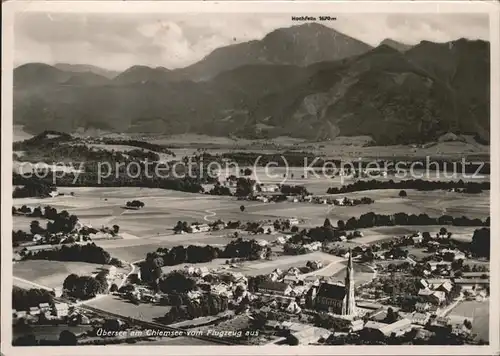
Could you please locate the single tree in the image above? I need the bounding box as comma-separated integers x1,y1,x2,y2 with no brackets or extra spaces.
240,205,245,212
399,190,407,198
59,330,77,345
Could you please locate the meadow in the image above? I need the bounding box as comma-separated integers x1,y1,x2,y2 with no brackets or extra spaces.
12,185,488,264
448,300,490,342
13,260,109,289
85,295,172,322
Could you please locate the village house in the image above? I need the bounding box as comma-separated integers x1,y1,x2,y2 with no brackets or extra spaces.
436,280,453,294
283,275,300,285
275,236,287,245
363,318,413,338
426,278,453,289
38,302,51,313
303,275,320,286
411,233,424,244
268,270,281,282
256,239,269,247
255,196,269,203
258,281,292,296
462,271,489,279
454,278,489,290
438,248,466,260
14,310,27,319
285,300,302,314
188,223,210,233
303,241,322,252
289,326,331,345
415,302,432,313
194,267,209,277
429,261,452,271
260,184,280,193
411,312,431,326
418,289,446,305
288,218,299,226
260,224,275,234
29,307,41,316
21,244,58,256
53,302,69,317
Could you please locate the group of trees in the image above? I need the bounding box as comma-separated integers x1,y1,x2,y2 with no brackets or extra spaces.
326,179,489,194
16,206,80,237
13,172,205,195
63,273,108,299
12,287,54,311
236,177,255,197
280,185,309,196
125,200,145,209
338,212,489,231
159,292,229,324
12,179,56,198
470,228,490,258
25,243,112,264
99,138,175,156
209,183,232,196
12,230,33,247
139,239,265,283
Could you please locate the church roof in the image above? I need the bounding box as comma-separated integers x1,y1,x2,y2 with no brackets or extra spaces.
317,282,346,300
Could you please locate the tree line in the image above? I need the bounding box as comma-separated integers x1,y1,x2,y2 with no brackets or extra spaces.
98,138,175,156
12,287,54,311
199,151,490,175
327,179,489,194
13,179,56,198
24,243,112,264
139,238,266,283
63,272,108,300
13,173,205,194
338,212,489,231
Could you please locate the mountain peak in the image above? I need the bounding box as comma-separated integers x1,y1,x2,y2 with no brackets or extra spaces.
379,38,412,52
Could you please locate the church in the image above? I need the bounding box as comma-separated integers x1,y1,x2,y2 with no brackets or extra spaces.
314,249,357,317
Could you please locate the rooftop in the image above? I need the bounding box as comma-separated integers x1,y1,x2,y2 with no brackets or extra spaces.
317,282,346,300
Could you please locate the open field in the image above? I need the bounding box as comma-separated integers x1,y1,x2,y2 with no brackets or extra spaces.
345,225,482,245
13,260,109,289
85,295,172,322
142,134,489,160
448,300,490,342
13,216,35,233
160,252,348,278
12,187,488,263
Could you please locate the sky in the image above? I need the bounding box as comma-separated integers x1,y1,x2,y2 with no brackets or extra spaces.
14,12,489,71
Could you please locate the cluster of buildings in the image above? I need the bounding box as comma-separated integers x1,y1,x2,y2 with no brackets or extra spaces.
13,301,70,321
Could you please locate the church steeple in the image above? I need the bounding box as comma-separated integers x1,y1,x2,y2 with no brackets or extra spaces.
342,248,356,316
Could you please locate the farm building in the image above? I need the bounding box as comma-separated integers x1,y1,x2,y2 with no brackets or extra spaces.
188,224,210,233
411,312,431,326
29,307,41,316
258,281,292,296
363,318,413,338
54,302,69,317
461,272,490,279
454,278,489,290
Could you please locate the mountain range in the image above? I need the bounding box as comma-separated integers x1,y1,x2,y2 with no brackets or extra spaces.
13,23,490,144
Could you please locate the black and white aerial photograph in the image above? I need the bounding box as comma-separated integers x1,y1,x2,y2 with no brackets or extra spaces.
2,1,498,353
